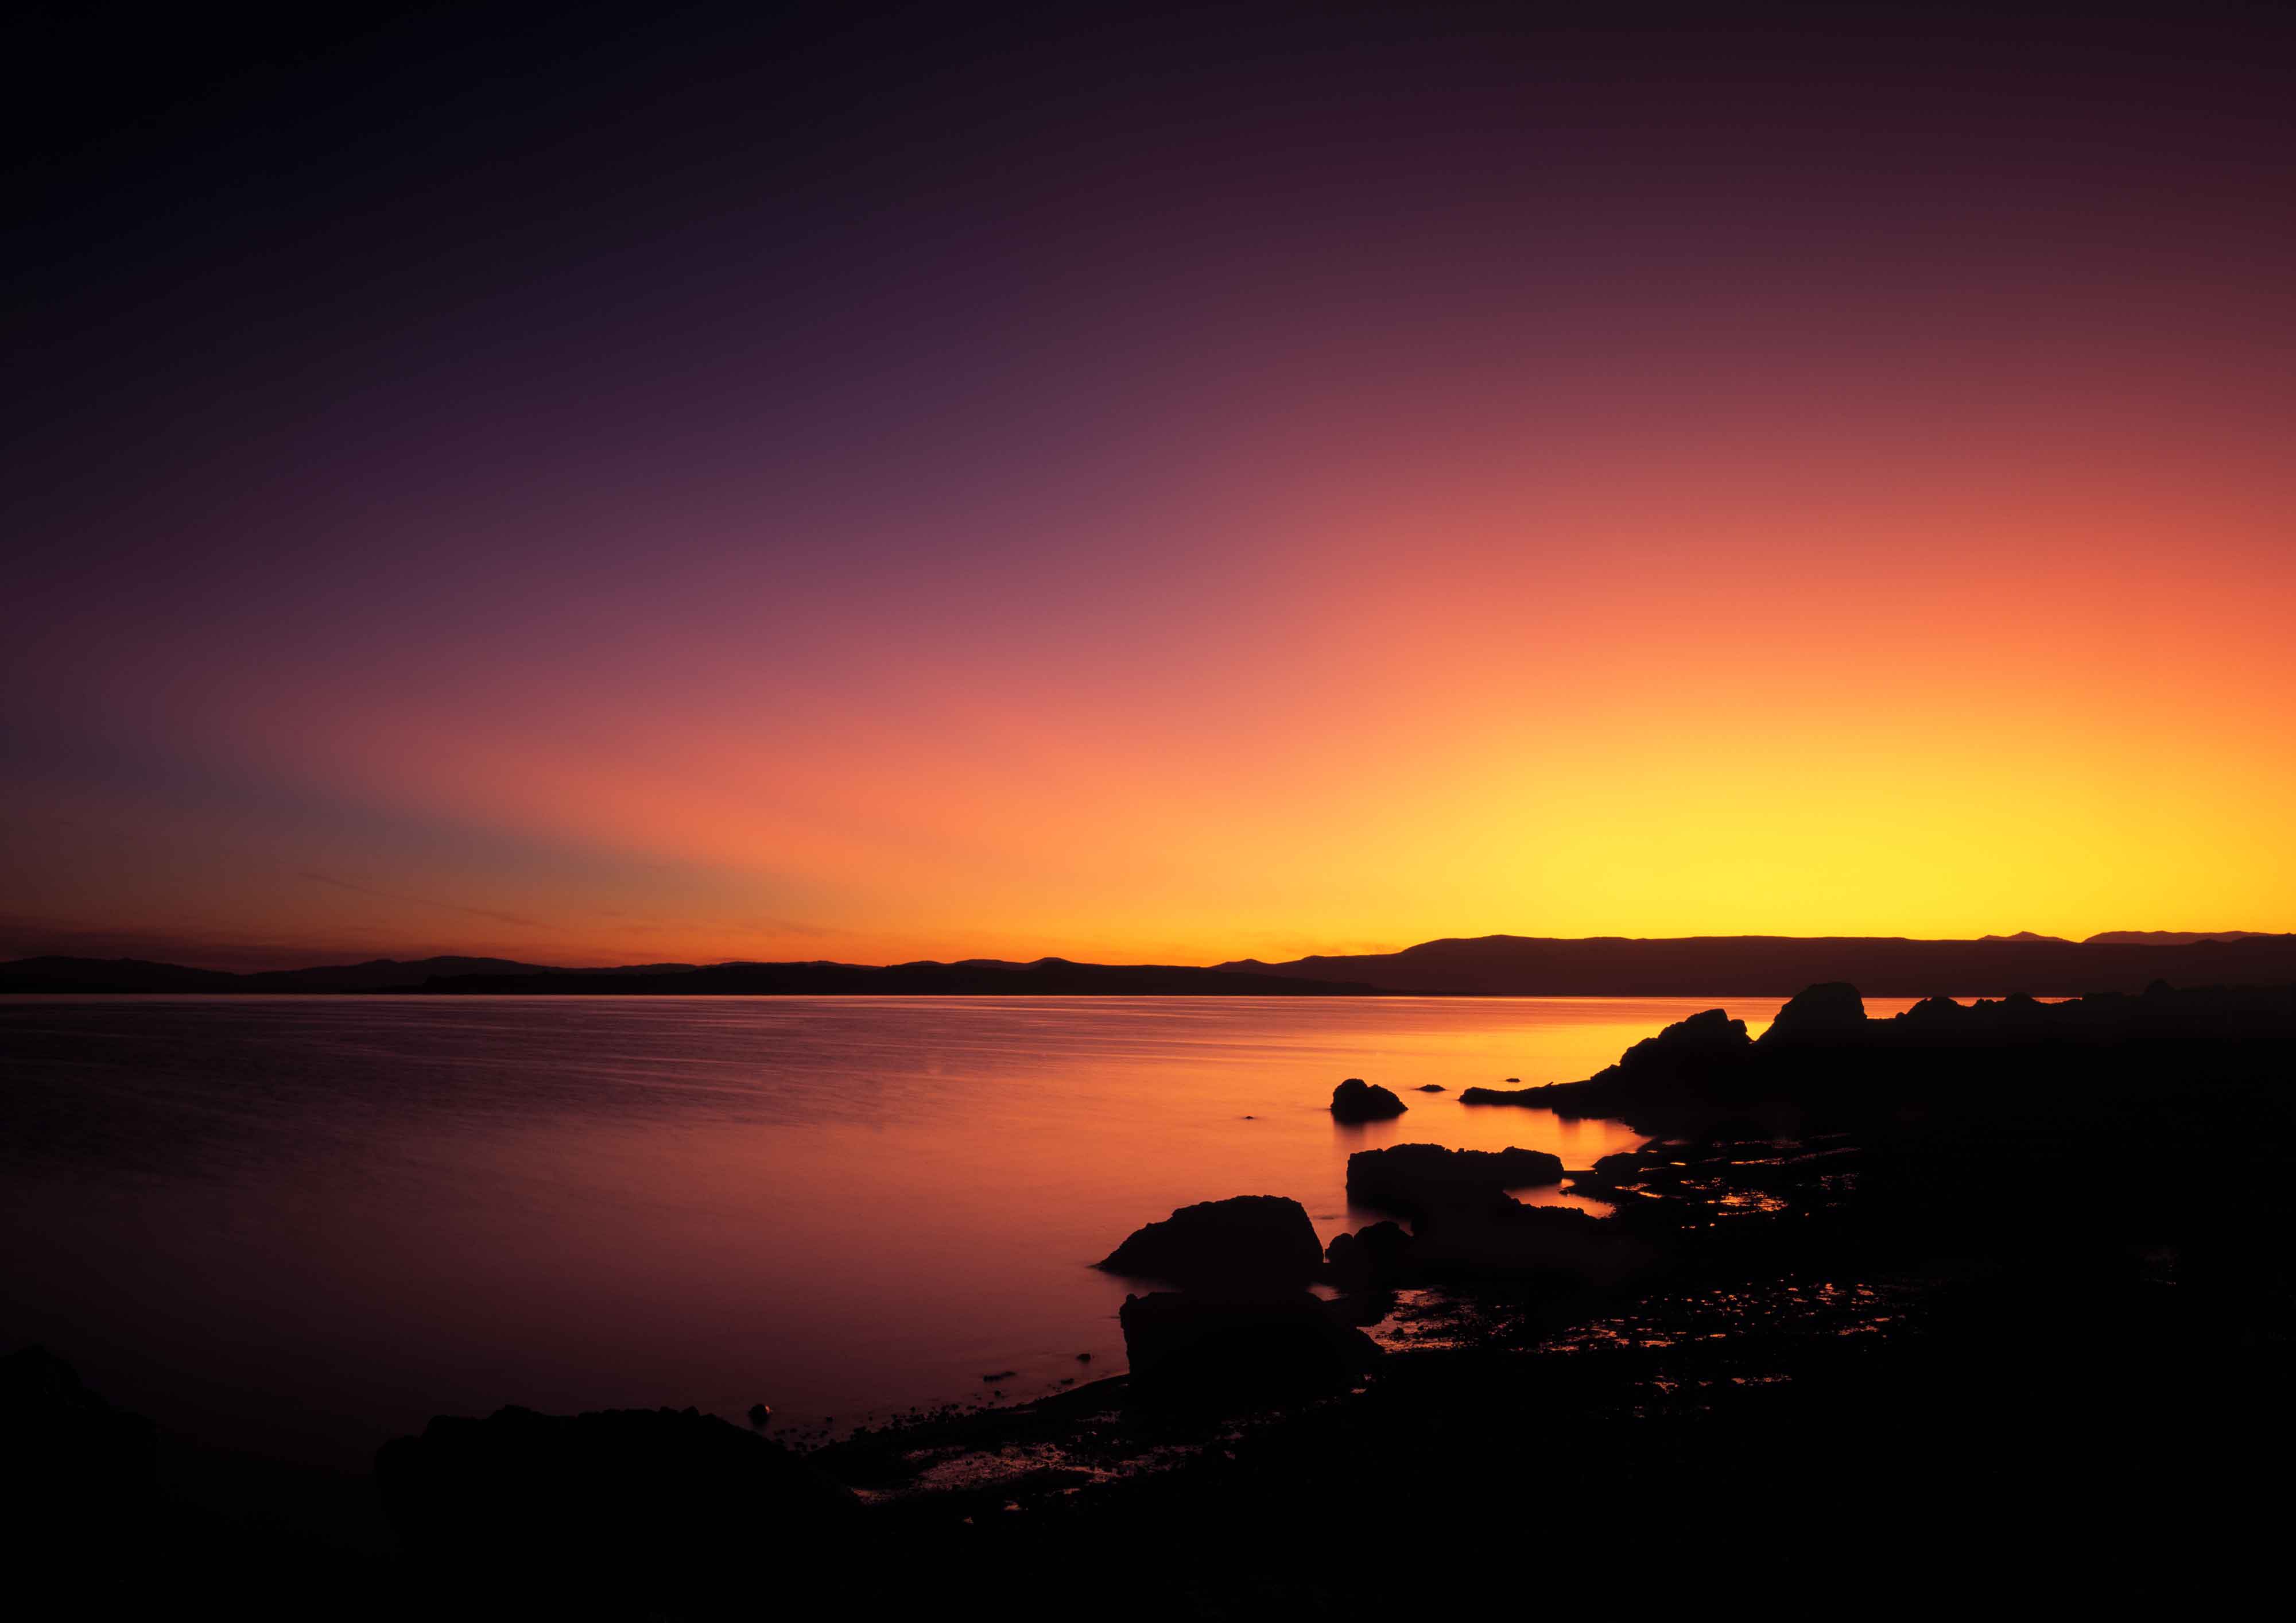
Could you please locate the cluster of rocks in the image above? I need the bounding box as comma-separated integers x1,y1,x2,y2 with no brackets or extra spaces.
1093,1194,1382,1404
1565,1132,1863,1222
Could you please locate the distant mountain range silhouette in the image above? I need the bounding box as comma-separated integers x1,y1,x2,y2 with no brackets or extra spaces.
1209,932,2296,995
0,954,1378,997
6,932,2295,996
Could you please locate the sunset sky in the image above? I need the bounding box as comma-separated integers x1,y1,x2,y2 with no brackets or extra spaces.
7,2,2293,969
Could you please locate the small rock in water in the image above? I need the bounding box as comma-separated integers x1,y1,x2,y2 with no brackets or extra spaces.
1331,1078,1408,1122
981,1370,1017,1382
1076,1353,1092,1362
1417,1084,1445,1093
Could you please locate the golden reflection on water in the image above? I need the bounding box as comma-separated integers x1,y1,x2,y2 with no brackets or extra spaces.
0,994,1913,1465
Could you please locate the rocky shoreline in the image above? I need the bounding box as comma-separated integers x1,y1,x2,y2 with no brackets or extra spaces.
12,981,2292,1616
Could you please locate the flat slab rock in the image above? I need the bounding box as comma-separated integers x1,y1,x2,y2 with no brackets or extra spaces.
1096,1195,1324,1288
1347,1144,1566,1213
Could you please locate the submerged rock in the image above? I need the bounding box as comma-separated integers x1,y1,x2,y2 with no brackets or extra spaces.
1118,1291,1380,1404
1331,1078,1408,1121
1346,1144,1566,1217
1096,1195,1324,1288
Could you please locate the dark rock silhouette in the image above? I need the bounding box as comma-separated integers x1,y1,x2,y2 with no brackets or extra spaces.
1416,1083,1446,1092
1095,1195,1323,1288
2,1344,156,1509
1408,1197,1650,1283
376,1404,857,1571
1458,1083,1549,1103
1118,1291,1380,1404
1758,981,1867,1042
1324,1219,1415,1288
1464,1006,1751,1107
1346,1143,1566,1217
1619,1005,1752,1064
1331,1078,1407,1121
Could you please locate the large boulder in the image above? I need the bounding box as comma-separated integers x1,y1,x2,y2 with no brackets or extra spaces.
1095,1195,1324,1288
1618,1007,1751,1071
1346,1143,1565,1218
1324,1220,1415,1288
1759,983,1868,1043
376,1404,858,1567
1,1345,156,1519
1409,1199,1650,1284
1331,1078,1408,1121
1118,1291,1380,1404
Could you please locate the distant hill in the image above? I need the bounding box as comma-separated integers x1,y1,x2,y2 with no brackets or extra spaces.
11,933,2295,997
239,956,554,991
2081,931,2276,947
0,954,1372,997
0,956,249,993
0,955,559,994
415,958,1379,997
1212,933,2296,996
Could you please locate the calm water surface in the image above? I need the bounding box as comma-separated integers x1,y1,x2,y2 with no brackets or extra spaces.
0,994,1915,1483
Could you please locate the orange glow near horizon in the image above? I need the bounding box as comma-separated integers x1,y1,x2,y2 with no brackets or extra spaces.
10,16,2295,973
13,415,2291,970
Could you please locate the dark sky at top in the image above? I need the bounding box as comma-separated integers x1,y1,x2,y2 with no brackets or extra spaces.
6,2,2294,966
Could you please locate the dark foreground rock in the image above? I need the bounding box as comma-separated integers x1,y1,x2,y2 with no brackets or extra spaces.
1324,1219,1415,1288
1345,1143,1566,1217
1758,979,1868,1042
1409,1198,1654,1284
1118,1291,1380,1404
1330,1078,1407,1120
376,1404,858,1573
1095,1195,1323,1288
2,1344,156,1512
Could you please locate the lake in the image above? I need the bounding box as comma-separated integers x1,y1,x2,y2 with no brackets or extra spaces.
0,993,1914,1522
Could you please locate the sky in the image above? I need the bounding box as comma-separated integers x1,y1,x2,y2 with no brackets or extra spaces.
6,1,2294,970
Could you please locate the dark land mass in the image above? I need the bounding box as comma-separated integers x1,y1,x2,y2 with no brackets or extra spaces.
412,959,1382,997
0,954,557,993
1215,929,2296,993
0,954,1376,997
14,978,2290,1617
11,929,2296,996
